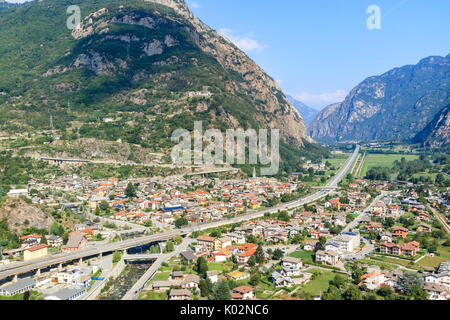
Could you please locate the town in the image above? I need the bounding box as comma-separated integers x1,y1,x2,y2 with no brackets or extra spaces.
1,145,449,301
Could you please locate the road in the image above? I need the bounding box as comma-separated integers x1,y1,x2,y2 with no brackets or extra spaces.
0,145,360,281
121,238,194,300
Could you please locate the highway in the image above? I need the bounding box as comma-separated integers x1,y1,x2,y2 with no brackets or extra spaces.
0,145,359,281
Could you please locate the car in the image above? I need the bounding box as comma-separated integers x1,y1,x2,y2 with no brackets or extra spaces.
352,257,357,260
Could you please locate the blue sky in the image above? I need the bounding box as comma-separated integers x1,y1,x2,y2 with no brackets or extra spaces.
186,0,450,109
7,0,450,109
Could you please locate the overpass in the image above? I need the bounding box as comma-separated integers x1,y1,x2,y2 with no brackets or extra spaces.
0,146,359,282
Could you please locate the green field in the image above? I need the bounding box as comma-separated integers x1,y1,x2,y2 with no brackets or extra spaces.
298,268,337,296
360,154,419,177
289,250,314,264
152,272,170,281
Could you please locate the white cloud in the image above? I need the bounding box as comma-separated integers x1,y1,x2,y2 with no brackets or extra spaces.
219,28,266,53
189,2,200,9
293,89,348,109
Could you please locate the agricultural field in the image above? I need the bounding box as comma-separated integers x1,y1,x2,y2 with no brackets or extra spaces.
359,153,419,177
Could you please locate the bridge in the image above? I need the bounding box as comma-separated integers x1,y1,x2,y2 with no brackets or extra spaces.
122,254,160,262
0,146,360,284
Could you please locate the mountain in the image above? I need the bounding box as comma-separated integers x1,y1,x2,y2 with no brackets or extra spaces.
309,55,450,143
286,95,318,127
413,104,450,149
0,0,312,154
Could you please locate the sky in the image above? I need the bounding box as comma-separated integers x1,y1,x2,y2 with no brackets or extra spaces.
6,0,450,110
185,0,450,109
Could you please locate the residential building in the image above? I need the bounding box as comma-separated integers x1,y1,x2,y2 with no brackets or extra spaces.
231,286,255,300
0,277,36,296
24,244,48,261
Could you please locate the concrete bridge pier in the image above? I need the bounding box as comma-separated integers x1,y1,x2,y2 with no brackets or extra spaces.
12,274,18,283
78,258,83,266
35,269,41,277
58,263,63,271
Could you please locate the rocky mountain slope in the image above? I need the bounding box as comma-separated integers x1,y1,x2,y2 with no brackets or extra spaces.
413,104,450,149
286,95,319,127
0,199,55,235
0,0,311,152
309,55,450,143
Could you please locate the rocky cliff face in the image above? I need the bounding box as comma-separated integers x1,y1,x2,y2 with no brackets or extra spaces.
413,104,450,149
145,0,312,145
0,199,55,235
309,55,450,142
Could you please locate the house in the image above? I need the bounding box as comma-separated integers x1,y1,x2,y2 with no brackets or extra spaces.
271,271,294,287
7,189,28,198
417,223,432,233
171,271,184,281
180,251,197,264
152,281,173,292
358,271,385,290
226,271,250,281
231,286,255,300
45,286,87,300
206,270,219,284
169,289,191,300
392,226,409,238
315,250,340,266
20,235,42,248
217,237,232,249
424,272,450,290
24,244,48,261
423,282,448,300
379,242,418,257
380,232,393,243
46,235,63,248
62,232,87,253
371,201,386,216
181,274,200,290
0,277,36,296
196,236,220,251
281,257,303,276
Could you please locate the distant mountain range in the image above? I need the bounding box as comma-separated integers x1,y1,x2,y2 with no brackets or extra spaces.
309,55,450,147
286,95,319,127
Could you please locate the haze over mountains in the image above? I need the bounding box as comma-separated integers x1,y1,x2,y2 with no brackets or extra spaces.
286,95,319,127
309,55,450,147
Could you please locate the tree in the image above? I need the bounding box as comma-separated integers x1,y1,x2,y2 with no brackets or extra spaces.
272,248,284,260
99,200,109,212
199,279,210,297
255,245,265,264
195,257,208,278
248,255,256,267
210,280,232,300
125,182,136,198
377,285,393,298
342,285,361,300
332,274,346,289
249,272,261,286
144,220,153,227
174,217,188,229
165,240,174,252
112,251,122,264
400,272,424,297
